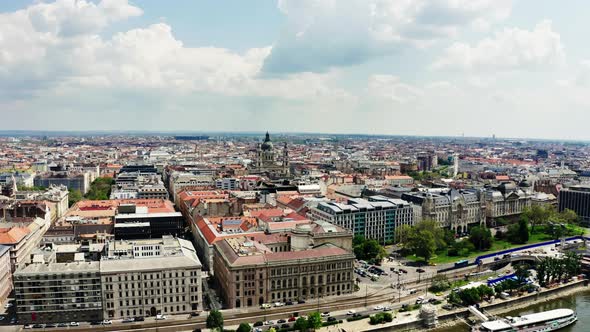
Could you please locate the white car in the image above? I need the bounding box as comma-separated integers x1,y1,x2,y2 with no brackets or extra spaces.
122,317,135,323
274,302,285,307
321,312,330,317
102,320,112,325
70,322,80,326
24,325,32,329
264,320,275,325
155,314,167,320
346,310,356,315
373,305,384,311
4,303,13,308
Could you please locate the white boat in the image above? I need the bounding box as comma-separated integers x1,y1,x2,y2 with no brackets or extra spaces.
472,308,577,332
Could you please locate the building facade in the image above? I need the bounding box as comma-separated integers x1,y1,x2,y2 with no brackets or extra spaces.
101,237,202,319
402,189,485,234
558,185,590,225
0,245,12,305
309,196,416,243
14,262,103,324
13,237,202,323
483,182,531,225
213,228,355,309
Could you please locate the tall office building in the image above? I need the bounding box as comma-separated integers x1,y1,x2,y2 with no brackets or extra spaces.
309,195,417,243
558,185,590,225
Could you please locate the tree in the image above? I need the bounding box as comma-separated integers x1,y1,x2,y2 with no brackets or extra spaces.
68,189,83,207
293,317,308,332
407,229,436,262
523,205,552,234
429,274,450,293
507,217,529,244
353,236,386,262
206,310,224,331
237,323,252,332
468,226,493,251
307,312,322,331
559,209,579,225
414,219,446,251
514,264,530,285
396,224,414,245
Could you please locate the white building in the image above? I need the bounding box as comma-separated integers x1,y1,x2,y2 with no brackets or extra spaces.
215,178,240,190
309,196,416,243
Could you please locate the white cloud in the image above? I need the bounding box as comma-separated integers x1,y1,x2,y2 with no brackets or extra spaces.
262,0,512,73
432,20,565,71
0,0,349,103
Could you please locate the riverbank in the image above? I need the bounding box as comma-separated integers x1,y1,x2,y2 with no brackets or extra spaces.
349,279,588,332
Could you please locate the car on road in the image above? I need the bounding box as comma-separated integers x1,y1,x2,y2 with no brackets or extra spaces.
416,268,425,273
274,302,285,307
134,317,145,322
297,300,306,304
70,322,80,326
57,323,68,328
102,320,112,325
24,325,32,329
383,306,392,311
4,302,13,308
288,317,296,322
346,310,356,315
277,319,287,324
399,269,408,274
32,324,45,329
254,321,264,327
260,303,272,309
281,324,290,329
374,305,384,311
286,301,294,305
328,317,337,322
190,311,201,317
254,329,263,332
10,318,17,324
122,317,135,323
155,315,167,320
264,320,275,325
45,323,57,328
321,312,330,317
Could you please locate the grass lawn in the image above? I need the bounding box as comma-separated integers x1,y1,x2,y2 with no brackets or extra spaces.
405,231,566,265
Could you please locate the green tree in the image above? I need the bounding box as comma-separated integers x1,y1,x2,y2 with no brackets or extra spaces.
407,229,436,262
468,226,493,251
293,317,308,332
559,209,579,225
518,217,530,243
396,224,414,245
523,205,552,234
206,310,224,331
514,264,530,284
414,219,446,251
237,323,252,332
307,312,322,331
68,189,83,207
429,274,450,293
353,236,386,262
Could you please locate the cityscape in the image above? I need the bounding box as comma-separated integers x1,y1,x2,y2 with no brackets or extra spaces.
2,1,590,332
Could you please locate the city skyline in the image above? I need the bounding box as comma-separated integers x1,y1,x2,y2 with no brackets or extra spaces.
2,0,590,140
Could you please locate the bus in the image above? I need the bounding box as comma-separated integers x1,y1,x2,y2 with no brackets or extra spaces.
454,259,469,268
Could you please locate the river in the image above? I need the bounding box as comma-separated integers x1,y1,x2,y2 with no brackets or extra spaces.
435,290,590,332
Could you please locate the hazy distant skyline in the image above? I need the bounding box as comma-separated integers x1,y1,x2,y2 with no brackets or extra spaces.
1,0,589,140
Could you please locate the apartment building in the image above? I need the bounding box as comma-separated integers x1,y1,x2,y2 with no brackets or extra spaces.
309,195,417,243
100,237,202,319
0,245,12,305
14,262,103,324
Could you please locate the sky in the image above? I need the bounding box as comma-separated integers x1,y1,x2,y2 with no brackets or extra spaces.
1,0,589,140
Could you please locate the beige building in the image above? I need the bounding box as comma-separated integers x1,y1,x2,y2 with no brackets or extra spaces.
0,245,12,305
101,236,202,319
213,222,355,309
484,182,532,225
